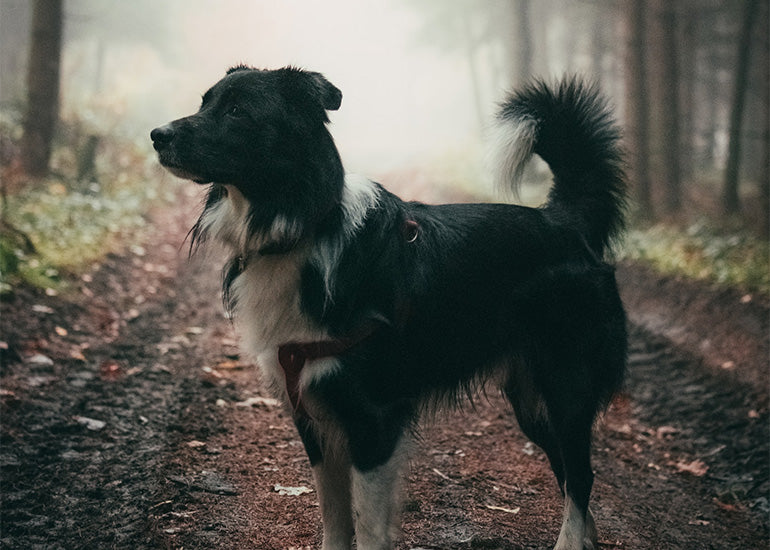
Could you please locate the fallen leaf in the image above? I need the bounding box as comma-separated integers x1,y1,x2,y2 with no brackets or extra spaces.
612,423,633,435
656,426,679,439
274,484,313,496
674,459,709,477
99,360,123,380
186,440,207,448
235,396,280,408
431,468,451,481
215,359,248,370
74,416,106,431
150,499,174,510
27,375,56,386
689,519,710,526
26,353,54,366
32,304,54,314
485,504,520,514
200,366,223,387
713,497,741,512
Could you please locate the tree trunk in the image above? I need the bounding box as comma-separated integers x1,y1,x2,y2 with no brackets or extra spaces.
677,7,696,183
760,75,769,237
514,0,533,83
649,0,682,214
20,0,63,178
758,1,769,237
623,0,653,218
722,0,759,214
0,0,32,104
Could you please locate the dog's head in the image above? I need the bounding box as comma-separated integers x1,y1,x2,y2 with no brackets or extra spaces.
151,66,345,228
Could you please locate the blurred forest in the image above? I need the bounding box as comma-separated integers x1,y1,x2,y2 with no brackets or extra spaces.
0,0,768,290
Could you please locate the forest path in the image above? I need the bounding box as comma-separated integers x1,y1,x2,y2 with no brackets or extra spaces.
1,181,767,549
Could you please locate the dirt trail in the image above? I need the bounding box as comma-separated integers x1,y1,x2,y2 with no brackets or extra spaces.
1,182,768,549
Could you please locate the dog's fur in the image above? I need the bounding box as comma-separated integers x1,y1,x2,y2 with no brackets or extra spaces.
151,66,628,550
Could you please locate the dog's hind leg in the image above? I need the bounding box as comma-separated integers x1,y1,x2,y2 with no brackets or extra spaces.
551,409,598,550
505,369,598,550
505,374,566,494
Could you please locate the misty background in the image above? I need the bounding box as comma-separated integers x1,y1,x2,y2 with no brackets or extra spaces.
1,0,768,293
3,0,769,203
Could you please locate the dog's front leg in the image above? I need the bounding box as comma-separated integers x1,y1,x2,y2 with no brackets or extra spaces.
295,416,354,549
314,453,354,550
350,435,409,550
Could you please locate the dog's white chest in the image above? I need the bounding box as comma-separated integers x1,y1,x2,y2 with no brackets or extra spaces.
229,255,323,358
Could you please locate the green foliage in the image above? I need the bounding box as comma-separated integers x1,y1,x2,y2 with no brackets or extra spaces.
1,143,174,294
620,221,770,295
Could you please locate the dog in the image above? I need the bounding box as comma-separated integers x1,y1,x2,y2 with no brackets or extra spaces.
151,65,627,550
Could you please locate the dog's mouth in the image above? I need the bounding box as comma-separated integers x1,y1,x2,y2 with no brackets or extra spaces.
166,164,210,184
156,154,210,184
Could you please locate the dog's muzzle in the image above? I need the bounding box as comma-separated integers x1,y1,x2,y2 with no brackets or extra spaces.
150,124,175,151
150,124,206,182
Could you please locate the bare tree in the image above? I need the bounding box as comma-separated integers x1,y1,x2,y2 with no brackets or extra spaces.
0,0,32,104
758,0,769,236
677,6,697,183
722,0,760,214
20,0,63,178
623,0,653,218
649,0,682,213
513,0,533,83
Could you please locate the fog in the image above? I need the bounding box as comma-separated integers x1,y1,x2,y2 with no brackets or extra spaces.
4,0,766,226
64,0,484,175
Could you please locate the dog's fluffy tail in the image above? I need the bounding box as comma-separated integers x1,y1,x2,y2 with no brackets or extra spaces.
491,78,627,256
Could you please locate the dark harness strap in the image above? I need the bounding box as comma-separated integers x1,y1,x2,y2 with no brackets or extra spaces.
277,339,356,415
275,217,419,415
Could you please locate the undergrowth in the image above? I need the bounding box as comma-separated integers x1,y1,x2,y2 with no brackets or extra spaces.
620,221,770,296
1,139,174,294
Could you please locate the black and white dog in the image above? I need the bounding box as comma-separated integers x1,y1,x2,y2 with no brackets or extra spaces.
151,66,627,550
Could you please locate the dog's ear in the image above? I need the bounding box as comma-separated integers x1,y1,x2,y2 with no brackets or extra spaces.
305,71,342,111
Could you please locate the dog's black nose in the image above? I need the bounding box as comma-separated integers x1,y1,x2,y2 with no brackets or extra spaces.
150,124,174,150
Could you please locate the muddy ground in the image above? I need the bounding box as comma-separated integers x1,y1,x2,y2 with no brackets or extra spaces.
1,181,768,550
